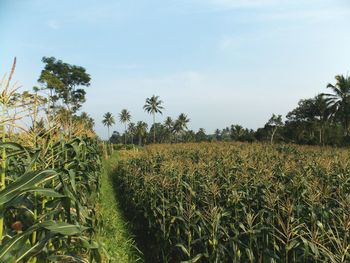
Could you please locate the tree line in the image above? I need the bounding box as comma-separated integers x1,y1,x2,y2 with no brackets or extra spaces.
104,74,350,146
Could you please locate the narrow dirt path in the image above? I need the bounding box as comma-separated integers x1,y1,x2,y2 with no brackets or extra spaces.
97,153,142,262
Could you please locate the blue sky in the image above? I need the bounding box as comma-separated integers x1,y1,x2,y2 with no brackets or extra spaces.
1,0,350,138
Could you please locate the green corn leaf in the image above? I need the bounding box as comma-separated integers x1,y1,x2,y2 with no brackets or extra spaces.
0,142,27,152
25,187,65,198
0,221,86,262
41,221,88,235
181,253,204,263
15,235,52,262
0,170,58,206
176,244,190,257
0,227,34,261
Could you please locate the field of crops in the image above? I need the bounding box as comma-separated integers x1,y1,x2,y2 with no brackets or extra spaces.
115,142,350,262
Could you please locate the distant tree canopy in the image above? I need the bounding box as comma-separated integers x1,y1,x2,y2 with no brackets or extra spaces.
38,56,91,113
105,74,350,147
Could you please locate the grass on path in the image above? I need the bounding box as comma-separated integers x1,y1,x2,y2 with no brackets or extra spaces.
97,153,142,262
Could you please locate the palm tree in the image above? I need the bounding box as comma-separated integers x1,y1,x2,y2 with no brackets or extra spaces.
143,95,164,143
164,116,173,130
323,75,350,136
136,121,148,146
174,113,190,142
102,112,115,140
312,94,330,145
176,113,190,130
119,109,131,144
164,116,173,143
230,125,244,141
128,122,136,145
215,129,221,141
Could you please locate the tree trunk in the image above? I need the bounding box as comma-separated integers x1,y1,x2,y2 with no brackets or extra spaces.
322,124,326,146
271,128,276,144
124,124,127,145
153,113,156,144
319,128,322,145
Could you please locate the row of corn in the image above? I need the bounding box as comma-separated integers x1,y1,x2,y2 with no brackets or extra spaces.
0,60,104,262
0,137,103,262
115,142,350,262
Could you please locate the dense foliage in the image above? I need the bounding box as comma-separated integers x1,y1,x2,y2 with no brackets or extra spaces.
0,57,104,262
115,142,350,262
0,138,103,262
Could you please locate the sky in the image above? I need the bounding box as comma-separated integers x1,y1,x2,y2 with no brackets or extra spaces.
1,0,350,138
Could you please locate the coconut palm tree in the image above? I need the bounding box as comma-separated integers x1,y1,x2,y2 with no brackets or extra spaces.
215,129,221,141
164,116,173,143
174,113,190,142
323,75,350,135
102,112,115,140
143,95,164,143
128,122,136,145
164,116,173,130
136,121,148,146
119,109,131,144
313,94,330,145
176,113,190,130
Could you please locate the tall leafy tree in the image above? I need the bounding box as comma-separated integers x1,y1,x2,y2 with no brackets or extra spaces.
102,112,115,140
323,75,350,135
285,98,318,143
38,57,90,138
38,57,91,113
119,109,131,144
266,114,283,144
143,95,164,143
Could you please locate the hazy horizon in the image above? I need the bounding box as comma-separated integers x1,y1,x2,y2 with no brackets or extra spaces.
1,0,350,139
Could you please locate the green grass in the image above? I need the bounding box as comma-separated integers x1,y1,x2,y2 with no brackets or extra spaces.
97,152,142,262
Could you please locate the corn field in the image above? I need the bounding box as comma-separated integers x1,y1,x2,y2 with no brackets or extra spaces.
0,59,104,262
115,142,350,262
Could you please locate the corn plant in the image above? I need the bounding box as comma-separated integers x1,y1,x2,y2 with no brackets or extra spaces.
115,142,350,262
0,58,104,262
